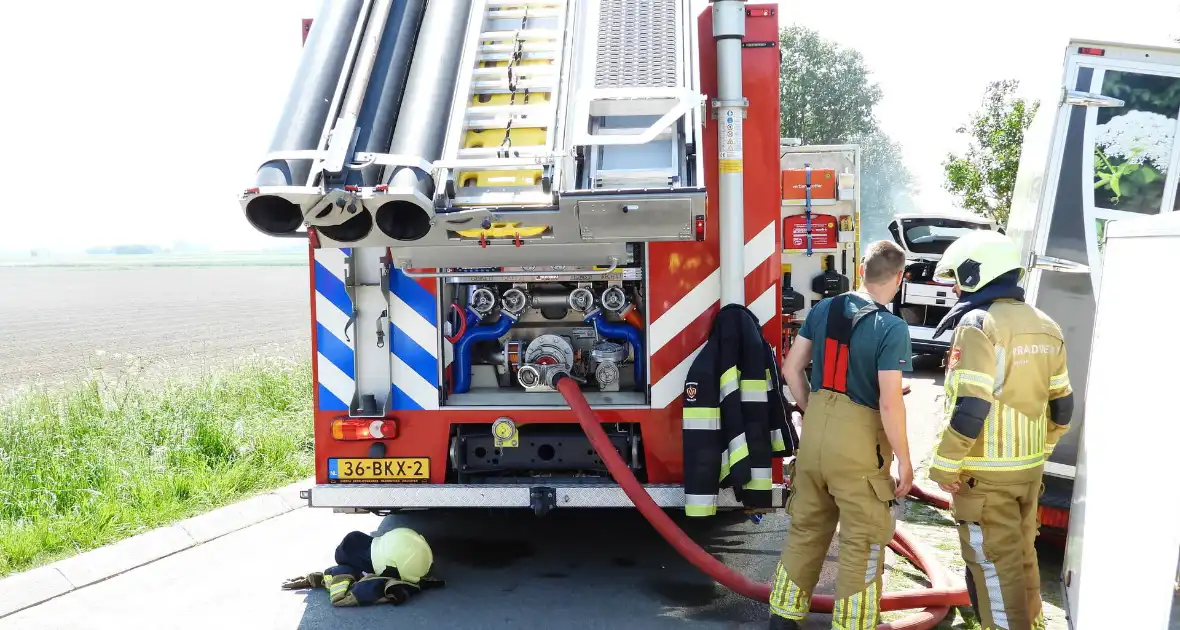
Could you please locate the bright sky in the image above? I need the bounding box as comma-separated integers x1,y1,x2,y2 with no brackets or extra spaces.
0,0,1174,251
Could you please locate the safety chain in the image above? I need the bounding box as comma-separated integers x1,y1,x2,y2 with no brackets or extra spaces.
497,9,532,158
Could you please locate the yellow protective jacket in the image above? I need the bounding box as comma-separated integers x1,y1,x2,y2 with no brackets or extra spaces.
929,297,1075,485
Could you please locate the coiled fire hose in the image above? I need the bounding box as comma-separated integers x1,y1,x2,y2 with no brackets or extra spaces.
554,376,970,629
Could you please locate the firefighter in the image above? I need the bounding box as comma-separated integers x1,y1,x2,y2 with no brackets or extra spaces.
768,240,914,630
926,230,1073,630
281,527,444,607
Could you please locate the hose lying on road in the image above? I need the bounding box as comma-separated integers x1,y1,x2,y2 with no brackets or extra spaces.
555,376,970,630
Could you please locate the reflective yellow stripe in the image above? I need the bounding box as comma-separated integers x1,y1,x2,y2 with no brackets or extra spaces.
728,433,750,465
685,494,717,517
953,369,995,391
719,452,730,481
682,407,720,431
931,454,963,473
1050,373,1069,390
770,428,786,452
769,563,811,621
744,467,772,491
963,452,1046,471
740,379,768,402
985,405,999,460
719,366,739,399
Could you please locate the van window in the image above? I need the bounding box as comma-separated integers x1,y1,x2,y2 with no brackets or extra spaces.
1092,70,1180,216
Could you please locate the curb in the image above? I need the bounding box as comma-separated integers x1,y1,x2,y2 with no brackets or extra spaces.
0,479,312,619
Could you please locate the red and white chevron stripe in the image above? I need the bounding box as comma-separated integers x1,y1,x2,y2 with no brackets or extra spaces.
647,218,782,408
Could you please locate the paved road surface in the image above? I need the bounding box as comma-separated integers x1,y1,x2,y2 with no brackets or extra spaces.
1,369,1070,630
0,265,309,393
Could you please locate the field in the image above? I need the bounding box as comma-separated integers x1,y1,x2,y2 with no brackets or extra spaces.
0,261,310,395
0,260,317,576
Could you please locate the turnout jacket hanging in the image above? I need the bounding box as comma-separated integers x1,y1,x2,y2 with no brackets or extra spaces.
681,304,799,516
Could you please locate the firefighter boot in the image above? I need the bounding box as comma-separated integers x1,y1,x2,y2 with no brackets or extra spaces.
951,477,1043,630
770,391,897,630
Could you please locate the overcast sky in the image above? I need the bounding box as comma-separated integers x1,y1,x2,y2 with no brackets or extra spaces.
0,0,1173,250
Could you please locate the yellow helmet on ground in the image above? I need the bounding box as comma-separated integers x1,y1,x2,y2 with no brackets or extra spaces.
370,527,433,583
933,229,1024,293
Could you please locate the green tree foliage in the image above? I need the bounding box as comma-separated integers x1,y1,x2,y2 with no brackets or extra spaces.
778,25,915,244
943,80,1039,226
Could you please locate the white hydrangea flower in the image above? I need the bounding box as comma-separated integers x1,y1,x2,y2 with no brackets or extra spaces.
1094,110,1176,174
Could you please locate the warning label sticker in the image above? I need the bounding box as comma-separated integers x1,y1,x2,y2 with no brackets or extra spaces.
719,109,743,160
719,159,742,173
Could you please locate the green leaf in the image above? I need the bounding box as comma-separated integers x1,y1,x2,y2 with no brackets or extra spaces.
1110,174,1122,198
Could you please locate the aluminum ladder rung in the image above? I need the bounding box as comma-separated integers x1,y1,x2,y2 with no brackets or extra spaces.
485,0,566,7
479,29,561,42
471,65,557,80
471,78,555,94
478,41,558,55
487,7,563,20
457,146,551,159
465,104,554,130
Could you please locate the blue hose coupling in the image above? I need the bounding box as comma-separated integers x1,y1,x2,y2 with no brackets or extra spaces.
453,310,518,394
584,309,645,390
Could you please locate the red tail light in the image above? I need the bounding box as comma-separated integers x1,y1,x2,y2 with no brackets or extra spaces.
1038,505,1070,530
332,418,397,441
694,215,706,241
1079,47,1105,56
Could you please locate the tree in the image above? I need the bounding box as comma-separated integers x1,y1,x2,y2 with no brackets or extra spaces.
943,80,1040,226
778,26,915,243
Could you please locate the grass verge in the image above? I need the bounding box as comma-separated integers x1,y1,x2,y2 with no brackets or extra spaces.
0,357,313,577
880,469,1069,629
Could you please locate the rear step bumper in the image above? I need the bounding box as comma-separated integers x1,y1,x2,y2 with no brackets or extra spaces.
304,483,785,510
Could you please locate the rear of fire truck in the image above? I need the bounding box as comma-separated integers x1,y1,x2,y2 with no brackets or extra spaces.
239,0,787,515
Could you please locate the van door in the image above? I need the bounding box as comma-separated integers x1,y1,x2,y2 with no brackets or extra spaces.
1027,44,1180,478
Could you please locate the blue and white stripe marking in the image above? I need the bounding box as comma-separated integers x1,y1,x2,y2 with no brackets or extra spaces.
314,248,355,411
388,270,442,411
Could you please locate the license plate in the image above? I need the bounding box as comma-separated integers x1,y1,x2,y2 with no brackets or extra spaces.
327,458,429,483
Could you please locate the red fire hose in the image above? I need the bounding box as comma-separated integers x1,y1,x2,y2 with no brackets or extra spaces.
555,377,970,629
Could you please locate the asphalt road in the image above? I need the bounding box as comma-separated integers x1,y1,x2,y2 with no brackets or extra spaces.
0,367,1026,630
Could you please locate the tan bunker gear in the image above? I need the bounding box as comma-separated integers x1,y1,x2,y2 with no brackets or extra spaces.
770,292,910,630
928,232,1075,630
771,390,897,629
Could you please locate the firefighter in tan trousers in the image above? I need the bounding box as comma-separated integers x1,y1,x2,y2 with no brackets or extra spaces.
769,240,915,630
927,231,1074,630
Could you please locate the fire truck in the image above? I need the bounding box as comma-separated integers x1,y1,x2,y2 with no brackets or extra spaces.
240,0,863,516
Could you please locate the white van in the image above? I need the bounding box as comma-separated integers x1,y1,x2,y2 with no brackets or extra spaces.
887,212,997,356
1006,38,1180,530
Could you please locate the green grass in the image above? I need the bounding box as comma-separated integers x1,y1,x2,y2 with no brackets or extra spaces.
880,468,1069,629
0,357,314,577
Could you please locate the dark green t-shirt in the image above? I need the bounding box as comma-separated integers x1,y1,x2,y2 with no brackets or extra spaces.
798,292,913,409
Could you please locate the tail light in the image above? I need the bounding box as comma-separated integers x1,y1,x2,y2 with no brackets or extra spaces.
694,215,706,241
1038,505,1070,530
331,418,397,441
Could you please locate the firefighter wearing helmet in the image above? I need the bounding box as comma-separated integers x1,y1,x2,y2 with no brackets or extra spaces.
927,230,1074,630
281,527,444,607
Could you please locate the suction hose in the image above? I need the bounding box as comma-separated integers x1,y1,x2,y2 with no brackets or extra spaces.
554,376,970,629
452,311,516,394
